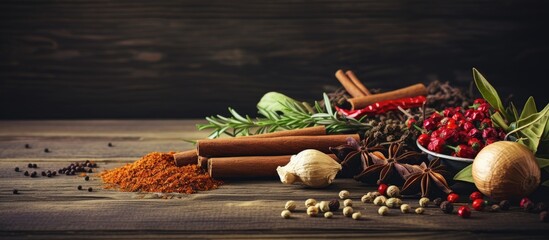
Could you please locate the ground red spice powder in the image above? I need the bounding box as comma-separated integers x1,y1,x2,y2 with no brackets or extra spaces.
101,152,222,194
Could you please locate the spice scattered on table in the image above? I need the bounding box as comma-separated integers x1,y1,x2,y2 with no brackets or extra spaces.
88,187,93,192
13,189,18,194
44,148,50,153
25,144,31,149
77,185,82,190
101,152,222,194
14,167,20,172
84,176,89,181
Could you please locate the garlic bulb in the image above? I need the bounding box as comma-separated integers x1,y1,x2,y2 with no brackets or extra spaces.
472,141,540,201
276,149,342,188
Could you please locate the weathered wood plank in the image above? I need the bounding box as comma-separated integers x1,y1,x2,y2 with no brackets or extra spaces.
1,1,548,119
1,120,548,239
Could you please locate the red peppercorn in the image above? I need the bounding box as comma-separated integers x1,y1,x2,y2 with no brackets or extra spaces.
417,133,430,147
520,197,532,208
472,198,485,211
458,206,471,218
469,191,483,201
378,183,388,196
447,193,460,203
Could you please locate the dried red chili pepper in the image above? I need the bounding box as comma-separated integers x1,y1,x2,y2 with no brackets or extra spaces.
337,95,426,118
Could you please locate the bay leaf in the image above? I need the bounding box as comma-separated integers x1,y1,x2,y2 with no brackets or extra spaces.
453,164,474,183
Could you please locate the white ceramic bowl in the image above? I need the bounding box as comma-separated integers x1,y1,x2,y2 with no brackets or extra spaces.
416,140,473,174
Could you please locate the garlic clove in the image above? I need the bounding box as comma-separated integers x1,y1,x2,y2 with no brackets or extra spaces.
276,149,342,188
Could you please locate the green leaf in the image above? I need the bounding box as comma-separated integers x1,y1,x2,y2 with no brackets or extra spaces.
507,102,518,123
520,97,538,120
507,104,549,153
453,164,474,183
537,157,549,169
491,112,510,132
323,93,333,116
257,92,304,116
472,68,508,120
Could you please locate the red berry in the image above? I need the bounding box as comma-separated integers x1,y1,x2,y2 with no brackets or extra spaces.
520,197,532,208
428,137,445,153
378,183,388,195
417,133,430,147
406,118,417,129
469,191,483,201
472,198,485,211
458,206,471,218
447,193,460,203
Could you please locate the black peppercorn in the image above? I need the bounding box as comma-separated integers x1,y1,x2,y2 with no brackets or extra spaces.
88,168,93,173
32,163,37,168
30,171,37,178
24,171,29,176
65,171,71,176
540,211,548,223
28,163,33,168
433,197,443,206
523,201,535,213
15,167,20,172
499,200,510,210
13,189,18,194
88,187,93,192
47,173,52,178
52,171,57,176
41,171,46,176
108,142,113,147
328,199,340,211
533,202,547,213
440,201,454,214
25,144,31,149
489,204,501,212
92,163,97,168
84,176,90,181
44,148,50,153
77,185,82,190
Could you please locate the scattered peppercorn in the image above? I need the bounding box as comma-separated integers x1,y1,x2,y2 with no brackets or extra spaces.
32,163,37,168
47,172,52,178
328,199,340,211
52,171,57,176
108,142,113,147
41,171,46,176
499,200,510,210
520,197,532,208
88,168,93,173
533,202,547,213
25,144,31,149
27,163,33,168
440,201,454,214
13,189,18,194
44,148,50,153
15,167,20,172
540,211,548,223
77,185,82,190
433,197,443,206
24,171,29,176
30,171,37,178
447,193,460,203
84,176,90,181
88,187,93,192
458,206,471,218
489,204,500,212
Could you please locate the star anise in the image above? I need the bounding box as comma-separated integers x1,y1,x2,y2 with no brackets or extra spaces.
329,136,385,177
353,141,424,185
400,157,453,197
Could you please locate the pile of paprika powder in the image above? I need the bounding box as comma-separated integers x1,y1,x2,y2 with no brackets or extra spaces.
101,152,222,194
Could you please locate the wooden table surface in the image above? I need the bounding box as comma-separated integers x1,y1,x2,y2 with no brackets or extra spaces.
0,120,547,239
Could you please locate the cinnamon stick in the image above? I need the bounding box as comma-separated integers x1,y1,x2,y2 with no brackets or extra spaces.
174,126,327,166
208,154,338,179
197,156,209,169
335,69,367,97
345,70,372,95
347,83,427,110
197,134,359,158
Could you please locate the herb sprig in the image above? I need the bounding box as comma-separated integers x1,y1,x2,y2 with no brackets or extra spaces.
197,93,371,139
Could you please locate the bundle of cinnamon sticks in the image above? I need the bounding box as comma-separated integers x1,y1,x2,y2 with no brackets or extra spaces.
174,126,358,179
335,69,428,110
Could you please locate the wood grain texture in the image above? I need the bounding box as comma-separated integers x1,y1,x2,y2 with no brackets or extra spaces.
1,1,548,119
1,120,548,239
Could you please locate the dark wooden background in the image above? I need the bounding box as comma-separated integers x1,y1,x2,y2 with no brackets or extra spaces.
1,0,548,119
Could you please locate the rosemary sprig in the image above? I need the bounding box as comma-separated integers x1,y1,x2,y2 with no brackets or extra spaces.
197,93,371,138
